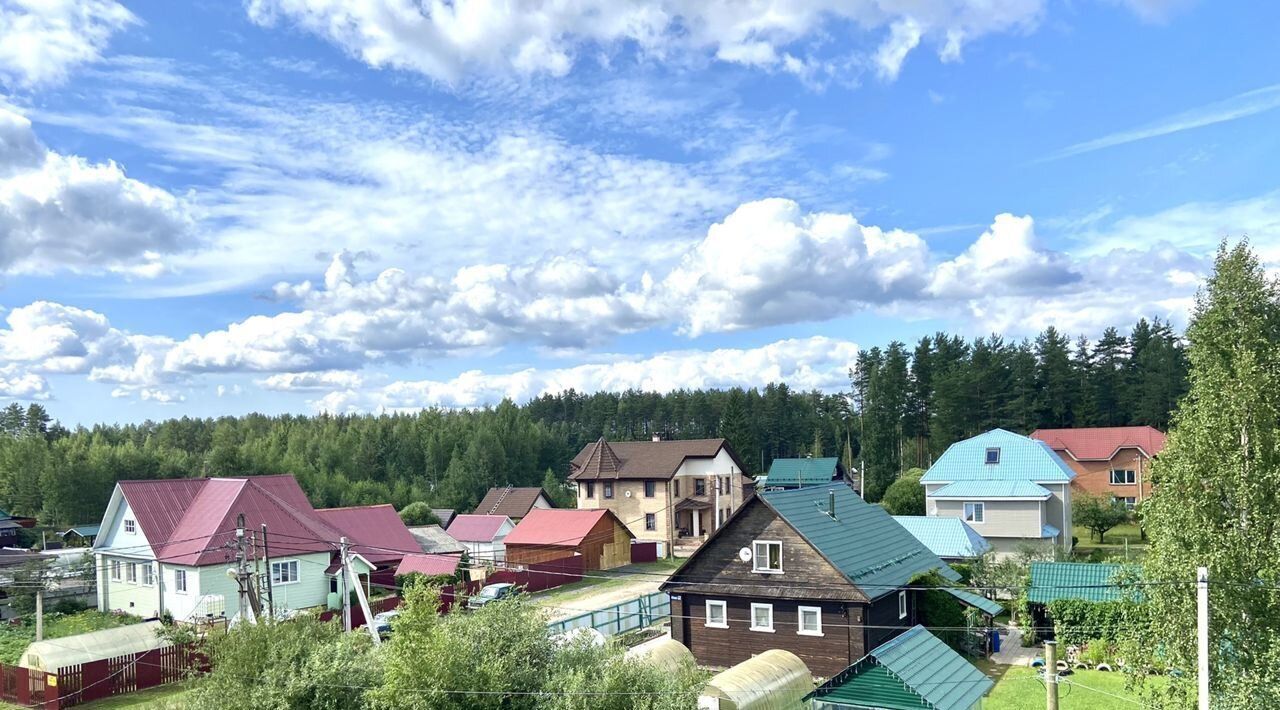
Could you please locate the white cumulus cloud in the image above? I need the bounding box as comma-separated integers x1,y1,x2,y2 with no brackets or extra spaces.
0,0,136,88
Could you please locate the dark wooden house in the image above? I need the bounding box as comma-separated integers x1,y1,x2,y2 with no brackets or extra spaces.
660,482,958,678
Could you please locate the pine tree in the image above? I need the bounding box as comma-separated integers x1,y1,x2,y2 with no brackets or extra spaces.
1131,242,1280,707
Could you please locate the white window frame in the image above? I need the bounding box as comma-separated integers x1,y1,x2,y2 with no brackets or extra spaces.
1115,496,1137,510
124,519,136,533
963,502,985,524
898,590,908,620
271,559,300,585
141,563,155,587
1109,469,1137,485
751,540,783,574
645,513,656,531
109,559,121,581
749,603,774,633
174,569,188,594
985,447,1000,464
705,600,728,628
126,562,137,584
798,605,823,636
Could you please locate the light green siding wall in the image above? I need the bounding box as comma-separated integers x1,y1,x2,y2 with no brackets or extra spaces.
196,551,333,620
99,556,163,618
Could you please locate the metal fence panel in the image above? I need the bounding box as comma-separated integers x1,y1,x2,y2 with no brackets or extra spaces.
547,592,670,638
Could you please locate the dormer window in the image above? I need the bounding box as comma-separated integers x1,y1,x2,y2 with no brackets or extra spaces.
985,448,1000,465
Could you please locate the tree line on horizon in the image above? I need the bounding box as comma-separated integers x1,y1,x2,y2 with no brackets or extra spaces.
0,318,1186,527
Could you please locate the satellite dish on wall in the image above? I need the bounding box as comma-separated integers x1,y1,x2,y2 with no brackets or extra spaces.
625,490,633,498
738,547,752,562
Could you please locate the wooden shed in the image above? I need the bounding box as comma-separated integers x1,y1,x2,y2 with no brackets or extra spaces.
503,509,635,571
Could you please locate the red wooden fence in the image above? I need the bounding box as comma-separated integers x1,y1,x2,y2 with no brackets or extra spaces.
317,594,402,628
0,643,206,709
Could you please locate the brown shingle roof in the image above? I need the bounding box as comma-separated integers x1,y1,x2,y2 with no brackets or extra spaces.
568,438,744,481
472,487,551,518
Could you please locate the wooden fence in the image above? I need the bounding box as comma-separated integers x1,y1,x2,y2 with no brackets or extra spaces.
0,643,206,709
317,594,402,628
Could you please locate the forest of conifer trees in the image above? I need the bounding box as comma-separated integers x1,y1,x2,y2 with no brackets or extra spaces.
0,318,1185,527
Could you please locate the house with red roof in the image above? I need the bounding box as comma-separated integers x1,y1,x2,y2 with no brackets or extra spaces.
91,475,414,622
1030,426,1166,508
504,508,635,570
444,514,515,563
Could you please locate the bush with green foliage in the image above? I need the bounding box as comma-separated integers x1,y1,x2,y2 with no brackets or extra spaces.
1046,598,1145,647
881,469,925,516
398,502,441,526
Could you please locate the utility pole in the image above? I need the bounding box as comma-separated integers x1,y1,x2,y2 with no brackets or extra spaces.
342,536,380,646
232,513,261,624
261,524,275,622
1197,566,1210,710
1044,640,1059,710
34,589,43,642
340,536,351,632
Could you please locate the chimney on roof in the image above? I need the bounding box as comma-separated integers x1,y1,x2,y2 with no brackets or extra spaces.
828,490,837,520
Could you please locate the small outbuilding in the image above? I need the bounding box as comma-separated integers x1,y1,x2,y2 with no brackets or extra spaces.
698,649,813,710
805,625,992,710
503,509,635,570
19,621,169,673
59,525,101,547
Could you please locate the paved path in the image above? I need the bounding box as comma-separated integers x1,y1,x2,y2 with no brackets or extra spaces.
991,625,1040,666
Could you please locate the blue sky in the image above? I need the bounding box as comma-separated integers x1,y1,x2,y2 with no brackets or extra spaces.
0,0,1277,424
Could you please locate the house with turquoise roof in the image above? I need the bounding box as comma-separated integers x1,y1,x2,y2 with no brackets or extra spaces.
920,429,1075,556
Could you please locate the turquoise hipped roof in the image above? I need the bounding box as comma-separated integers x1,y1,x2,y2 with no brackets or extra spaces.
930,480,1053,499
920,429,1076,484
891,516,991,559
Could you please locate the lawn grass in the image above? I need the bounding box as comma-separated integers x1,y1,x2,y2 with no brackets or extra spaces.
979,661,1160,709
77,682,195,709
1072,522,1147,560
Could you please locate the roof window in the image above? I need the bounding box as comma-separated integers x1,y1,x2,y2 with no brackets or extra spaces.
985,447,1000,465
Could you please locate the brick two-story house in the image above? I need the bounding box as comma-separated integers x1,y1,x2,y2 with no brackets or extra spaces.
568,437,752,555
1030,426,1165,508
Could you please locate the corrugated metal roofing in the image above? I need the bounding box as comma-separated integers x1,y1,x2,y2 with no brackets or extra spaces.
1040,524,1060,539
699,649,813,710
395,553,460,577
1031,426,1166,460
1028,561,1138,604
408,525,465,554
941,587,1003,617
568,438,743,481
63,525,100,537
764,457,842,487
891,517,991,559
473,487,550,519
504,508,620,546
446,514,512,542
930,480,1053,499
808,626,993,710
762,484,957,598
920,429,1076,483
117,478,209,551
315,504,419,564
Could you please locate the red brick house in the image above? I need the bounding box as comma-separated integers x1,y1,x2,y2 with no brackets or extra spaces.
1030,426,1166,508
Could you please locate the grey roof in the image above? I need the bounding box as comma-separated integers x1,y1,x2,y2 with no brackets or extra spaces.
407,525,465,554
431,509,456,526
568,437,744,481
761,483,957,598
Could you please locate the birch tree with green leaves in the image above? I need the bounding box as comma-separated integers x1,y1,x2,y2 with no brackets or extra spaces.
1130,241,1280,708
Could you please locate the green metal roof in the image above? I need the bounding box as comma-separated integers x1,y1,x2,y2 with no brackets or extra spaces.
63,525,100,537
920,429,1075,484
929,480,1052,499
764,457,842,487
807,626,993,710
1027,561,1138,604
761,484,957,598
891,517,990,559
941,587,1003,617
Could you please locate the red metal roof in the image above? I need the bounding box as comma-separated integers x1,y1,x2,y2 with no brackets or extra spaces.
314,504,419,565
395,553,460,577
504,509,617,547
1030,426,1167,461
116,475,413,568
445,514,511,542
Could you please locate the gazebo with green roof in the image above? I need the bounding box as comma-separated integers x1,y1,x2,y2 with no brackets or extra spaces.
806,625,993,709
